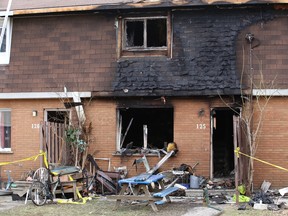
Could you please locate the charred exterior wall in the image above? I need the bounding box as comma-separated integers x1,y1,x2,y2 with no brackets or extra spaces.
114,6,282,97
1,5,287,96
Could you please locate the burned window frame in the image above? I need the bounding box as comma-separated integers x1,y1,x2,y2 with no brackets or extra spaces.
117,13,172,58
116,107,174,154
124,17,167,50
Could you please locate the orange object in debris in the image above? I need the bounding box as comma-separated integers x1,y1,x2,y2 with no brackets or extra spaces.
167,142,177,152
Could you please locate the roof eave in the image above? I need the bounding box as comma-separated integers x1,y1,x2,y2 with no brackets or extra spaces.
9,0,288,16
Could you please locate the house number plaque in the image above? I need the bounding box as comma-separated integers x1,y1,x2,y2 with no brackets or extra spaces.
196,124,206,129
32,124,40,129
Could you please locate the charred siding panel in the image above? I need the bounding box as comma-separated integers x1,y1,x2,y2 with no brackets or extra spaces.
114,7,277,96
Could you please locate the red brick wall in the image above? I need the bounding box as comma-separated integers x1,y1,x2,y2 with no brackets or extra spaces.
0,99,65,182
2,96,287,188
252,97,288,188
85,98,214,178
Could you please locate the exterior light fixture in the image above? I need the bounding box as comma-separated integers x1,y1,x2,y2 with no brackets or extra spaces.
32,110,38,117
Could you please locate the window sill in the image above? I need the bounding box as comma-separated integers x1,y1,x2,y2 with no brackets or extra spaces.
113,149,175,157
120,49,168,58
0,150,13,154
113,152,162,157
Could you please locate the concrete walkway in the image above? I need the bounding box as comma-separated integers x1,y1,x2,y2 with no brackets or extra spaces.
182,206,223,216
0,195,25,211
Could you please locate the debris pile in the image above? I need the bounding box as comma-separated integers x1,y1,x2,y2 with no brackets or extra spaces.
233,180,288,212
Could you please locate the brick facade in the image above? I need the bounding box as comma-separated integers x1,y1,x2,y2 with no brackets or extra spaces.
0,99,65,180
252,98,288,187
0,97,217,184
1,5,288,188
1,96,288,188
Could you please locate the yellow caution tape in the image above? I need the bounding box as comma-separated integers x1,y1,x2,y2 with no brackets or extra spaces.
56,196,92,205
0,150,48,167
234,147,288,172
56,175,93,204
68,175,83,199
0,150,95,204
41,150,49,169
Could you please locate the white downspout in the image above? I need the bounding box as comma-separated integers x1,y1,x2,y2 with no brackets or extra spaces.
72,92,86,126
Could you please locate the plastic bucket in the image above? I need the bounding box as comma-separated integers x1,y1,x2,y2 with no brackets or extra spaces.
190,175,200,189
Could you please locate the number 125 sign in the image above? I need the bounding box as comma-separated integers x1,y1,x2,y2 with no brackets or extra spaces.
196,124,206,129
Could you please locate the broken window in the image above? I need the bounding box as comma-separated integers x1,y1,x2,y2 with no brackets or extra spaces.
124,18,167,49
118,15,171,57
117,108,173,153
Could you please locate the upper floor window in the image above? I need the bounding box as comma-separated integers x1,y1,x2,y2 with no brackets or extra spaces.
125,17,167,49
0,17,12,65
118,14,171,58
0,109,11,152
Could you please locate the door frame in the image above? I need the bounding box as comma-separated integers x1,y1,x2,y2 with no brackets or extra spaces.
210,107,241,179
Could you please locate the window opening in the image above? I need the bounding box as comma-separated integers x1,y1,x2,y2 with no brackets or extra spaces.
0,109,11,151
147,19,166,47
126,21,144,47
124,17,167,50
0,17,12,64
46,110,69,124
117,108,173,153
0,30,6,52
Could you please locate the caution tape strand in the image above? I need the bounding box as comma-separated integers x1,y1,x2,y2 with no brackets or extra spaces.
234,147,288,172
0,151,94,204
0,150,48,167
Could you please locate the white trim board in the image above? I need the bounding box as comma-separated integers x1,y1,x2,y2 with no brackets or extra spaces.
0,92,91,99
0,11,13,16
253,89,288,96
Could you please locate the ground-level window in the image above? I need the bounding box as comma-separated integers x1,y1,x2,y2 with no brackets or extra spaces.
0,109,11,151
117,107,173,153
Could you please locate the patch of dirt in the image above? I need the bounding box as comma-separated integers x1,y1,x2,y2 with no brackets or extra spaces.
1,196,288,216
0,196,219,216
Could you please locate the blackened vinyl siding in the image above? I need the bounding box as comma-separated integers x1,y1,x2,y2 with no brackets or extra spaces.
114,6,278,96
